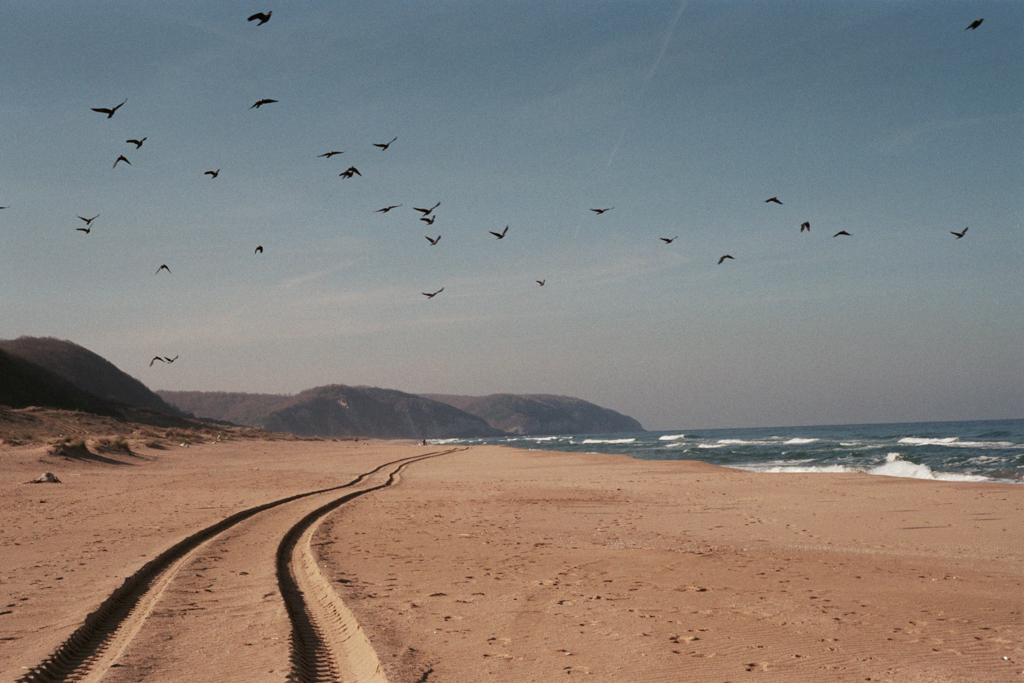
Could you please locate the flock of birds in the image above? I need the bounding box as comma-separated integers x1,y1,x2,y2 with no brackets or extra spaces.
0,11,988,368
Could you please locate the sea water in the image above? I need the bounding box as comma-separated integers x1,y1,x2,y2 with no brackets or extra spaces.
432,419,1024,483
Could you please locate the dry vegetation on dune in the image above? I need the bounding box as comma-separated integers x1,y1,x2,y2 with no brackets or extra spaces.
0,405,306,457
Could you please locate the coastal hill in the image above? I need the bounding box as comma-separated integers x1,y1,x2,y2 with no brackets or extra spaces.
156,391,291,429
0,337,186,418
0,347,121,417
262,385,502,439
163,390,644,437
0,336,644,439
423,393,643,435
160,387,501,439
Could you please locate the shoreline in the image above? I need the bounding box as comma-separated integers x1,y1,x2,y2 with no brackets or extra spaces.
2,436,1021,681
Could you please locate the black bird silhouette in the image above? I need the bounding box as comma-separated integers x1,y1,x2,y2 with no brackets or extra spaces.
76,226,91,234
590,207,613,215
490,225,509,239
92,98,126,118
0,205,8,209
536,279,545,286
800,221,810,232
422,288,444,299
126,137,147,149
318,151,343,158
965,18,983,30
250,98,277,109
833,230,851,237
718,254,734,264
155,264,171,274
660,236,678,244
376,204,401,213
164,355,179,363
339,166,361,178
255,245,263,253
425,235,441,245
414,202,440,216
78,214,99,227
373,136,398,150
951,227,968,239
421,215,436,225
205,169,219,178
248,11,272,25
113,155,131,168
765,196,783,205
149,356,165,367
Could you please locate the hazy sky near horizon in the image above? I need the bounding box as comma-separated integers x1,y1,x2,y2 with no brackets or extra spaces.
1,1,1021,430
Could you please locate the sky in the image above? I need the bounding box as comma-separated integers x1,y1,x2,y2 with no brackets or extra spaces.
1,1,1021,431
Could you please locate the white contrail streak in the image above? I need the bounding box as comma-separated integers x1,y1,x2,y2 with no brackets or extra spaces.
605,0,688,171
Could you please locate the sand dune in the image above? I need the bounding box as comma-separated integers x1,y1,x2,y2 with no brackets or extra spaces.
1,429,1020,682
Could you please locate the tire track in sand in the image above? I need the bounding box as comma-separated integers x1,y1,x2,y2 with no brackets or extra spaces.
16,449,462,683
279,456,444,682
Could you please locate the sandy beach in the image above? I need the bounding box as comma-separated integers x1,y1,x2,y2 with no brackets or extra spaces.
1,420,1021,682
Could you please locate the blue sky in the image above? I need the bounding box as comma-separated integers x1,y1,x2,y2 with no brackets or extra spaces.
1,1,1021,430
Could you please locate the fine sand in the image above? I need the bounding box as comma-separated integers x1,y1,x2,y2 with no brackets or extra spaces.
1,421,1021,682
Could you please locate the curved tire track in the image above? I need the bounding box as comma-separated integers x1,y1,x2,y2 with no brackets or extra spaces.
279,454,447,683
17,448,462,683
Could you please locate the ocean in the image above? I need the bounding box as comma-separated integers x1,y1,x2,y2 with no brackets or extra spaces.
432,419,1024,483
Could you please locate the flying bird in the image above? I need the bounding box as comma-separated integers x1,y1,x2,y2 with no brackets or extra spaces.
536,279,545,287
92,98,126,118
248,11,272,25
205,169,219,178
951,227,968,239
421,215,436,225
318,151,343,158
800,221,810,232
255,245,263,253
339,166,361,178
164,355,178,363
78,214,99,227
126,137,147,149
113,155,131,168
0,206,8,210
590,207,613,215
414,202,440,216
489,225,509,239
250,98,278,109
660,236,678,244
373,136,397,150
376,204,401,213
425,235,441,245
76,226,91,234
718,254,734,264
155,264,171,274
765,196,783,205
833,230,851,237
422,288,444,299
965,18,983,30
149,356,165,367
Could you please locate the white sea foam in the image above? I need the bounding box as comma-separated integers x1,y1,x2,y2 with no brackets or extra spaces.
581,438,636,444
735,453,991,482
784,438,819,445
868,453,989,481
658,434,688,441
899,437,1015,449
737,464,858,474
526,436,559,442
